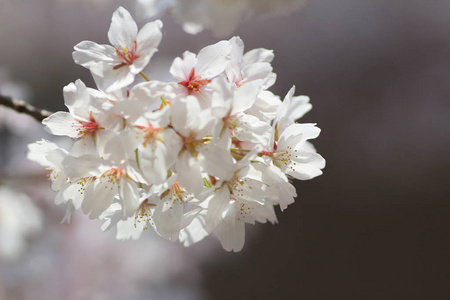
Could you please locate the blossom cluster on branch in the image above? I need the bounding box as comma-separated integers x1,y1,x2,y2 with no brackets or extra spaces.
27,7,325,252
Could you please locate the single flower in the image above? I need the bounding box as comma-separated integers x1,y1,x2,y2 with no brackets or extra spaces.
73,6,162,92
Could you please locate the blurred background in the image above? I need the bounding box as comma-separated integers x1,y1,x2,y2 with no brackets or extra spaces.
1,0,450,299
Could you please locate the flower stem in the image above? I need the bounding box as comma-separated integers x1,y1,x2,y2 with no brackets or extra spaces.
139,72,150,82
230,147,250,153
0,94,52,122
135,149,143,188
135,149,141,169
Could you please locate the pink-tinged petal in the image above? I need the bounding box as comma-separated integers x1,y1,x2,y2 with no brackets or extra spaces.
125,161,147,184
119,178,140,219
251,163,296,211
179,210,209,246
170,100,188,137
42,111,78,138
50,169,66,192
132,20,163,71
226,37,244,83
231,80,262,115
63,155,102,178
162,128,183,165
171,96,202,137
54,189,67,206
243,48,274,65
278,85,313,124
27,139,63,168
274,131,325,180
79,180,97,215
116,82,176,120
205,187,231,232
92,130,119,158
91,66,135,93
140,151,168,184
116,217,144,240
241,62,273,83
298,124,321,141
99,203,123,231
127,81,165,109
169,51,197,81
86,180,116,219
194,87,215,107
245,90,281,122
63,80,90,115
73,41,118,75
195,40,231,78
61,201,76,224
128,58,148,74
59,182,85,209
200,143,235,181
45,148,68,171
214,215,245,252
175,151,204,195
286,155,325,180
247,202,277,224
264,73,277,89
108,7,138,48
288,95,312,120
295,146,326,170
153,196,184,241
97,131,130,162
181,208,201,229
211,75,234,108
235,144,262,170
231,113,271,145
277,86,312,128
279,123,321,147
276,85,295,121
236,178,276,206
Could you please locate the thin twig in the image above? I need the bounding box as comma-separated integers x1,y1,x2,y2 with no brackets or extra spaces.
0,94,52,122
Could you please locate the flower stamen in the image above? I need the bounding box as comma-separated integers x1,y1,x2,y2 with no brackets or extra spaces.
178,68,211,94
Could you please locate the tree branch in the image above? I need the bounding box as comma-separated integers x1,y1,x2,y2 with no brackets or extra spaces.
0,94,52,122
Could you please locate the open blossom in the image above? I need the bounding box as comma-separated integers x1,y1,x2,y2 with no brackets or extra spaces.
210,76,271,146
28,7,325,252
73,6,162,92
205,147,278,251
227,36,276,89
170,40,231,104
268,123,325,181
42,80,121,157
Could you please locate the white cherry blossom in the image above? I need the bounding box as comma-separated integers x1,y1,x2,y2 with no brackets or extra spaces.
63,153,146,219
211,76,271,146
73,7,162,92
268,123,326,180
42,80,120,157
28,8,325,252
275,85,312,134
227,36,276,89
170,41,231,104
205,149,278,252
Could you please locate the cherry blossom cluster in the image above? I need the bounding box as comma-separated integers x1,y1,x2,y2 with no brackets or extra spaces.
27,7,325,252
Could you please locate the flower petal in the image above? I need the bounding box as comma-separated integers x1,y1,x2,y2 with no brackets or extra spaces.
108,7,138,48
